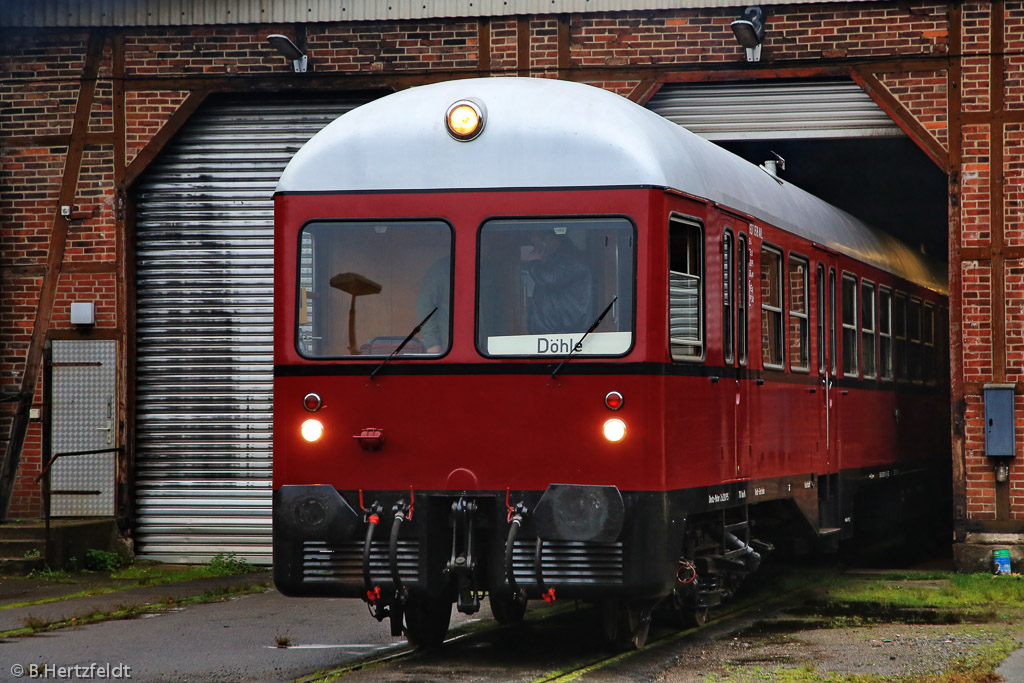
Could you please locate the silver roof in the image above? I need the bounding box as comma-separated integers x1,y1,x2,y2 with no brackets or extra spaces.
278,77,946,294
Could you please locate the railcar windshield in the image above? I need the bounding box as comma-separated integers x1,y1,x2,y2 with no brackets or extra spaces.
477,217,635,357
296,220,452,358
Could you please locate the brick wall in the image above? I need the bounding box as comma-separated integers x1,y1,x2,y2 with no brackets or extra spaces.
0,1,1016,535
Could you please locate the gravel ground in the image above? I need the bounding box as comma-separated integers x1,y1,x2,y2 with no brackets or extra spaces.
653,618,1015,682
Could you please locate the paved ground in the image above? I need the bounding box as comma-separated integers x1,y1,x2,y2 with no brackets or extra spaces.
2,564,1023,683
0,570,487,682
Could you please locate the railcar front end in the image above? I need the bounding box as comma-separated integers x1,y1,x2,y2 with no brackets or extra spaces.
272,77,950,649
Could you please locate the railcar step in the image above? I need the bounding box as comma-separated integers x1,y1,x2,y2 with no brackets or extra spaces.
818,527,841,536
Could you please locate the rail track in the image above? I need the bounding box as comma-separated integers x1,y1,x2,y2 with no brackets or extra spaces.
290,565,827,683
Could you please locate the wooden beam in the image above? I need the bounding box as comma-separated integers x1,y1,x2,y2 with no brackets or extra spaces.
851,68,949,169
626,78,662,104
123,90,208,188
478,18,491,73
115,54,952,95
0,30,106,519
557,14,571,76
946,0,966,543
517,16,530,76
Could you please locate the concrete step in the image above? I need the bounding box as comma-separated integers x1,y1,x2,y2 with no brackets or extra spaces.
0,539,44,557
0,556,45,575
0,522,49,541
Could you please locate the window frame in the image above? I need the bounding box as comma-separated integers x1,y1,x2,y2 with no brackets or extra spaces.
923,301,936,385
474,214,638,359
908,296,923,383
894,291,908,382
737,233,749,367
669,214,706,363
878,286,894,381
760,243,785,371
294,217,455,360
816,263,825,374
788,253,810,373
829,268,837,376
860,279,877,380
723,229,735,365
841,272,859,377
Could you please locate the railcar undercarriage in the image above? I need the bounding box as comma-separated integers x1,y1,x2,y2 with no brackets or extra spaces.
274,483,792,649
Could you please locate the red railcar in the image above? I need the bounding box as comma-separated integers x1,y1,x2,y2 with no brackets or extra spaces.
272,78,949,648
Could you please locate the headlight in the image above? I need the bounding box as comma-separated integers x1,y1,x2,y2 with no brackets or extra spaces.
301,418,324,442
603,418,626,443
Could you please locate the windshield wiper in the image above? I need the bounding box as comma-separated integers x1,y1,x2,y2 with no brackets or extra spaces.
550,296,617,379
369,306,437,380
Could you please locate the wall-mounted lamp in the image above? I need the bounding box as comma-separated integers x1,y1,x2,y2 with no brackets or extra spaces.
267,34,308,73
730,6,766,63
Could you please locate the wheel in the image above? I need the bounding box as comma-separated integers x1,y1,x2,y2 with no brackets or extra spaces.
678,604,708,628
600,600,651,650
489,592,527,626
404,598,452,648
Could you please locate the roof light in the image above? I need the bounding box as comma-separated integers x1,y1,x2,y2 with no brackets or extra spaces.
603,418,626,443
445,99,485,141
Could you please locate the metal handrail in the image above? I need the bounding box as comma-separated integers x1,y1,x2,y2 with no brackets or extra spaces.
34,446,123,564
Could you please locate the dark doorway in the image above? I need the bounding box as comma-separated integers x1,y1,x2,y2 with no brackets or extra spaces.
717,137,948,263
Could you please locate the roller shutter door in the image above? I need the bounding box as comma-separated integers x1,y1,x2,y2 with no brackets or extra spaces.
133,94,379,563
646,80,903,140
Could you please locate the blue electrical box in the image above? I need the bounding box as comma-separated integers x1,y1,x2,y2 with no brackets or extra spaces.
984,384,1016,458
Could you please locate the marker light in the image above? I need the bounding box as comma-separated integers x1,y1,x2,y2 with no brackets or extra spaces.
445,99,485,141
603,418,627,443
605,391,624,411
303,392,322,412
301,418,324,442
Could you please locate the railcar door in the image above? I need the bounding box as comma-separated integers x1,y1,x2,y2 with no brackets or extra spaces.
720,221,751,482
813,250,841,522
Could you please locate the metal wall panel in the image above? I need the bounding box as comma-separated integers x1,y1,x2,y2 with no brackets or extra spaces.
133,94,378,564
50,340,117,517
1,0,881,27
646,81,903,141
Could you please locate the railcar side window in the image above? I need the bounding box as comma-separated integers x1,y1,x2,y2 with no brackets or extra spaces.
894,292,908,381
923,302,936,384
816,264,825,374
669,217,704,361
788,255,809,372
297,220,452,358
738,234,749,366
909,297,922,382
861,281,876,379
723,231,734,365
760,245,784,369
476,217,635,357
841,273,858,376
829,269,837,375
879,287,894,380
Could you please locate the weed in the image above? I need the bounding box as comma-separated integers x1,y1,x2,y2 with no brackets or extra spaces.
27,566,72,582
208,552,255,575
19,615,48,631
275,633,292,648
84,549,124,572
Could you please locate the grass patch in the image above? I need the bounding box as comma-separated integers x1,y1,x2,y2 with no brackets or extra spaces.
702,632,1019,682
2,554,264,612
1,581,269,638
810,572,1024,623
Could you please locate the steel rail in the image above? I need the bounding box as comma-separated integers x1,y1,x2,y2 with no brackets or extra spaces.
287,571,825,683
